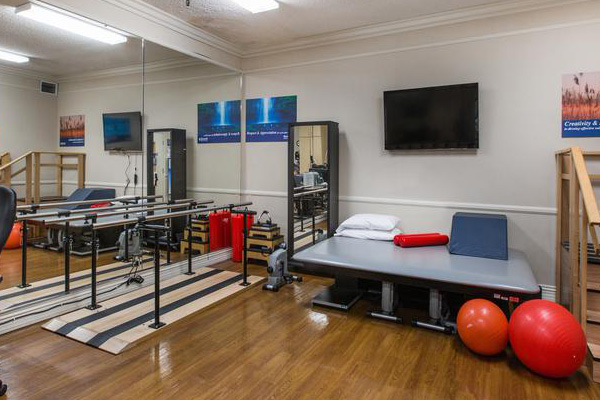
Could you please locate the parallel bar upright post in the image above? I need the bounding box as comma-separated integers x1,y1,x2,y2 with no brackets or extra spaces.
87,229,100,310
312,197,316,245
185,213,194,275
124,225,129,261
18,219,31,288
64,221,71,293
241,213,249,286
166,220,171,265
149,229,165,329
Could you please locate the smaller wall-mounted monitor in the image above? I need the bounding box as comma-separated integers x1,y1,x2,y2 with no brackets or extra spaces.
384,83,479,150
103,112,142,151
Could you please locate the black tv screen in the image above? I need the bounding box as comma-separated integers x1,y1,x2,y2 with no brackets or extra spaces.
384,83,479,150
103,112,142,151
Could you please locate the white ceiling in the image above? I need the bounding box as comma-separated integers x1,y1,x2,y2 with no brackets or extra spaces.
0,2,190,78
139,0,562,51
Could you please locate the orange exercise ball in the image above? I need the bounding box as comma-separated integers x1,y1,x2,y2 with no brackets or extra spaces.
457,299,508,356
4,223,22,250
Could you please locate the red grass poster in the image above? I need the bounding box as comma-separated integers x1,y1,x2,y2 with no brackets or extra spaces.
60,115,85,147
562,72,600,137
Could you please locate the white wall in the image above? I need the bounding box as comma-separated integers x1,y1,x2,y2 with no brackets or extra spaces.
0,69,58,198
240,5,600,287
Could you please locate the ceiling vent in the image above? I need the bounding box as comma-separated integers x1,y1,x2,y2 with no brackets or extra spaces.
40,81,58,95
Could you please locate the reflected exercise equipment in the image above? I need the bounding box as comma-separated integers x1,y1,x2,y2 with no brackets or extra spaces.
287,122,339,257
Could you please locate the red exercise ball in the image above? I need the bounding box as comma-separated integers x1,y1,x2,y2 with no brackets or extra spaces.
457,299,508,356
3,223,21,250
509,299,586,378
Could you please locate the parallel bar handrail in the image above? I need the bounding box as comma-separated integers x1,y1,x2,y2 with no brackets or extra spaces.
41,200,210,225
18,198,203,222
17,194,163,212
93,202,253,230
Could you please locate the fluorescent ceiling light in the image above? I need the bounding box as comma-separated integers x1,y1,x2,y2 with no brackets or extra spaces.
0,49,29,64
232,0,279,13
15,3,128,45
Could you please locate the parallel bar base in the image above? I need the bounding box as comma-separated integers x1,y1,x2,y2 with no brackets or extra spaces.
86,304,102,311
184,272,196,276
412,320,455,334
312,285,363,311
368,311,402,323
17,284,32,289
148,322,166,330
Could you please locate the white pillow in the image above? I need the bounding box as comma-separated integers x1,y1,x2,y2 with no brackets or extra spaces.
337,214,401,232
335,228,402,241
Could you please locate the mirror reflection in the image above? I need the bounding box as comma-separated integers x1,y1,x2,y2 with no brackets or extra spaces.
142,41,242,248
291,123,331,253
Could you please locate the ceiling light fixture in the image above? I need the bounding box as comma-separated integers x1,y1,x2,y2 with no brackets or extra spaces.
0,49,29,64
15,3,128,45
232,0,279,14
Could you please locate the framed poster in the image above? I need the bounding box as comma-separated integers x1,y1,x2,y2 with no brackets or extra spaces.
59,115,85,147
197,100,241,144
246,95,297,142
562,72,600,137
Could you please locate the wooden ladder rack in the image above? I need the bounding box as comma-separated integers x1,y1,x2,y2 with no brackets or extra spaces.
556,147,600,382
0,151,86,204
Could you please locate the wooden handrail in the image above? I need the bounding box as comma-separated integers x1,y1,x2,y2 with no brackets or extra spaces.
571,147,600,225
0,151,33,172
0,151,86,204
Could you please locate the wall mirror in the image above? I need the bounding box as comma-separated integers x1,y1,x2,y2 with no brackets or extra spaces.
142,41,243,245
0,1,144,262
288,121,339,257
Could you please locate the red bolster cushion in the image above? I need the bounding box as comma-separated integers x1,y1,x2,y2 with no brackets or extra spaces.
394,233,449,248
393,233,440,246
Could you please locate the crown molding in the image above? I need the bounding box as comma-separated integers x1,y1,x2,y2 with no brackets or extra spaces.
242,0,590,58
0,64,57,82
57,57,209,82
98,0,243,57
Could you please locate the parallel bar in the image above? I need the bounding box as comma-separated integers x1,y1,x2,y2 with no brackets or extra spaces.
294,188,328,198
17,198,199,222
93,202,253,230
17,195,164,212
41,200,210,225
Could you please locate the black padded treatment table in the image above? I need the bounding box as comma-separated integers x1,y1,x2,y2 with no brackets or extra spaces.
292,237,541,333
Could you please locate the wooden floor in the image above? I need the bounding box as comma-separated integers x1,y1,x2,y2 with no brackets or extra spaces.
0,247,599,399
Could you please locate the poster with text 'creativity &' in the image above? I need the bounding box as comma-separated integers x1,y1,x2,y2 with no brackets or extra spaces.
562,72,600,137
246,95,297,142
197,100,241,143
60,115,85,147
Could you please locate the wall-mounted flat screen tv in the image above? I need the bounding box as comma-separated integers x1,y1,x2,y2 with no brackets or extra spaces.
384,83,479,150
103,111,142,151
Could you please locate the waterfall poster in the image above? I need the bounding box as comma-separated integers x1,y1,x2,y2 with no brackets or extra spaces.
197,100,241,143
246,95,297,142
59,115,85,147
562,72,600,137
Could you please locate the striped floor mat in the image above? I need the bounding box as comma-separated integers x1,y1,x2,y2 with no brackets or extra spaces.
43,267,264,354
0,259,152,311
